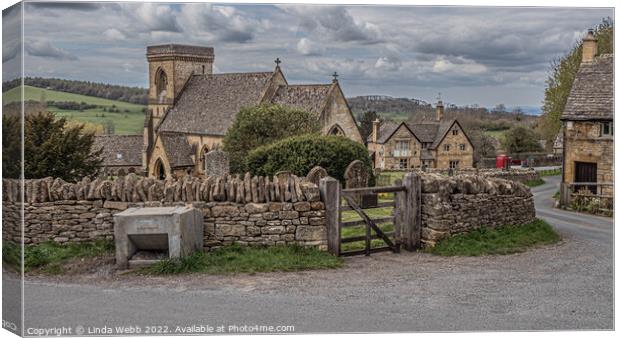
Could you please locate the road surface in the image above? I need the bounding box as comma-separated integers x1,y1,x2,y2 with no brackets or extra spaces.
6,175,613,334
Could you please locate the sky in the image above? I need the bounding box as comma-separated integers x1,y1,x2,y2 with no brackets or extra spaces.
1,2,614,109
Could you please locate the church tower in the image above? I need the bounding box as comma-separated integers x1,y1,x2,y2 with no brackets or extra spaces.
143,44,214,174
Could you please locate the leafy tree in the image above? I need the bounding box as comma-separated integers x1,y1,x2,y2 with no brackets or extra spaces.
245,134,373,183
501,126,543,154
2,114,22,179
223,104,321,173
539,18,614,145
356,110,381,143
468,129,497,162
17,112,102,181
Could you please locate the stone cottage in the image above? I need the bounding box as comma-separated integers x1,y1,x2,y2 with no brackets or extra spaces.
560,30,613,196
367,100,474,170
142,44,363,179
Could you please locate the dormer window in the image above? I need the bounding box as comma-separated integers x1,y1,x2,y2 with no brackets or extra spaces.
601,122,613,137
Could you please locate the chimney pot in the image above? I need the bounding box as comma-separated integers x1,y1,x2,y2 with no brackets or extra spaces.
372,118,380,143
436,100,444,122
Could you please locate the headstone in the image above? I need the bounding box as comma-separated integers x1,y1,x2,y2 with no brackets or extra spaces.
306,166,328,185
344,160,372,206
204,149,230,177
344,160,369,189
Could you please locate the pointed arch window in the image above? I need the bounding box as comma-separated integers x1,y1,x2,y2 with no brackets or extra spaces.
328,124,346,137
155,68,168,103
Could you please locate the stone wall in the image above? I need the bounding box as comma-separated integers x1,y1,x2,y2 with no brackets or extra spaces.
419,173,536,247
2,173,326,250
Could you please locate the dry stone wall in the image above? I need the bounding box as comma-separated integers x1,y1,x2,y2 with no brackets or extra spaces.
419,168,540,184
419,173,536,247
2,173,326,250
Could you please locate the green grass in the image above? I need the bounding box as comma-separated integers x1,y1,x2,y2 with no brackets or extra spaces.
2,240,114,274
425,219,560,256
524,178,545,187
140,245,343,275
553,190,560,200
3,85,146,134
340,206,395,251
537,168,562,177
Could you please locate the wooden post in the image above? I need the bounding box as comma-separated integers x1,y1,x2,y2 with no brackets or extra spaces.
393,178,404,252
402,172,421,251
319,177,340,256
560,182,571,207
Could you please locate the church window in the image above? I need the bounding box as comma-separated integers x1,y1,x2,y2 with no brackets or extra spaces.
155,68,168,103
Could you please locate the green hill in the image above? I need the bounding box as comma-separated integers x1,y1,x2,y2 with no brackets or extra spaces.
2,85,146,135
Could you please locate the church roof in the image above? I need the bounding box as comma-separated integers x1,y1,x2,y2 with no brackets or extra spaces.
92,135,143,167
561,54,613,121
270,84,332,115
160,133,195,168
158,72,274,135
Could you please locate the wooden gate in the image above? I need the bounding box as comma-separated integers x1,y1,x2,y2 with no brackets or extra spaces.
319,173,421,257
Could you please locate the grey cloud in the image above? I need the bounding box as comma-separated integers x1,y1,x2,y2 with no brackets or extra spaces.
280,5,383,44
3,40,20,63
25,40,77,61
179,4,266,43
27,3,102,11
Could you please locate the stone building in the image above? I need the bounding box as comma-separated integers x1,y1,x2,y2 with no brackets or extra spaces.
92,135,143,176
560,30,613,195
142,44,363,179
367,100,474,170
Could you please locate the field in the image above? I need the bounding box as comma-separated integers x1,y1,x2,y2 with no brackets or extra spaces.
3,85,146,135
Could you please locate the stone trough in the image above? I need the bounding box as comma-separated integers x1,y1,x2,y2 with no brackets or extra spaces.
113,206,203,269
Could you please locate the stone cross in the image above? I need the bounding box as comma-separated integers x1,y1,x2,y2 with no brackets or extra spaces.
332,71,339,82
275,57,281,66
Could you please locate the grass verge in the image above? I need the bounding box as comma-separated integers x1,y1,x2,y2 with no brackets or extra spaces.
537,168,562,177
140,245,343,275
425,219,560,256
2,240,114,274
524,178,545,187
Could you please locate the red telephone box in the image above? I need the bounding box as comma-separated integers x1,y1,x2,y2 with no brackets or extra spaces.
496,155,511,169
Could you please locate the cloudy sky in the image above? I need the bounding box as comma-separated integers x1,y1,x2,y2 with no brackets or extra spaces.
2,2,614,109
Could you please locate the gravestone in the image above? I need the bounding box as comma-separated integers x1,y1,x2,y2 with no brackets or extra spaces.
344,160,369,189
344,160,375,207
306,166,328,185
204,149,229,177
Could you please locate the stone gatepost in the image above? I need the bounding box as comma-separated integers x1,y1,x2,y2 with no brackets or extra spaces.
319,177,340,256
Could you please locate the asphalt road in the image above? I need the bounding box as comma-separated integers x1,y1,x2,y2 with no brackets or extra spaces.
9,175,614,334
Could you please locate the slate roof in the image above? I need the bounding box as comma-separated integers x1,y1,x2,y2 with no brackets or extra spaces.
271,84,332,115
370,119,459,150
92,135,143,167
159,133,195,167
158,72,274,135
561,54,613,121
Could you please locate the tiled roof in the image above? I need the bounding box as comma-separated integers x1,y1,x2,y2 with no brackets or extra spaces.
420,149,435,160
368,120,399,143
160,133,195,168
158,72,274,135
407,123,440,143
271,84,331,115
561,54,613,120
430,119,458,149
92,135,143,167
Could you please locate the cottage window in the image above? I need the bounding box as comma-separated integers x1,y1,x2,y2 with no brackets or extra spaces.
459,144,466,151
444,144,450,151
449,160,459,169
394,140,409,157
399,158,408,169
452,129,458,135
601,122,613,136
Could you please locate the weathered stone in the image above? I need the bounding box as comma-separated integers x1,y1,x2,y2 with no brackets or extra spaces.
293,202,311,212
216,224,245,237
306,166,328,185
295,226,327,241
245,203,269,214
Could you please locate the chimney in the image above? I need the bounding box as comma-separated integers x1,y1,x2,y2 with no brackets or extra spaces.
436,100,444,122
582,29,597,63
372,119,380,143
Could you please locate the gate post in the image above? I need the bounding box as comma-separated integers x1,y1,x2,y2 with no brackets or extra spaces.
319,177,340,256
402,172,421,251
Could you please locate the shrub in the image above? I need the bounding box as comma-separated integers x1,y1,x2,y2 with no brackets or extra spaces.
245,134,373,183
223,104,321,173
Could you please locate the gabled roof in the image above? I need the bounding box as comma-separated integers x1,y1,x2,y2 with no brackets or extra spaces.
270,84,331,115
92,135,143,167
430,119,458,149
368,120,399,143
407,123,440,143
160,133,195,167
158,72,274,135
561,54,613,121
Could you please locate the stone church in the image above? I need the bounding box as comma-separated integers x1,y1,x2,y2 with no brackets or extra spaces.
140,44,363,179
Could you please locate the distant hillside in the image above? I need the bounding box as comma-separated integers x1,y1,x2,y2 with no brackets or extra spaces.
2,77,147,105
348,95,539,131
2,85,146,135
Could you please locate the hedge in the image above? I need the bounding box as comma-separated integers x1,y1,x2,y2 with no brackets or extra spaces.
245,134,373,183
